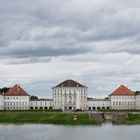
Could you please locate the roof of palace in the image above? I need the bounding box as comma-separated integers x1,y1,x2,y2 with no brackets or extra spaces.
53,79,87,88
4,85,30,96
110,85,135,96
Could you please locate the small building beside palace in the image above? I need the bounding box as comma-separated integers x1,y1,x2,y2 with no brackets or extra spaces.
0,94,4,110
88,98,110,111
109,85,135,110
135,91,140,110
4,85,30,110
30,99,53,110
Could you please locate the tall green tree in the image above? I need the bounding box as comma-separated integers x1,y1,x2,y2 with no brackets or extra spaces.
0,87,10,94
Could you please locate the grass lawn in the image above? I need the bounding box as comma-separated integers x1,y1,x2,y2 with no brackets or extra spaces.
0,111,98,125
125,113,140,124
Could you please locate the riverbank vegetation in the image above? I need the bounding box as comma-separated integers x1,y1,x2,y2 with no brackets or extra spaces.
0,111,140,125
0,111,98,125
125,113,140,124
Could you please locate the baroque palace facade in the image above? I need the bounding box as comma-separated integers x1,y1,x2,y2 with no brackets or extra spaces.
0,80,140,111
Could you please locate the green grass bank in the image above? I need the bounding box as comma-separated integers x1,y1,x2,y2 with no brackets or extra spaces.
0,111,98,125
125,113,140,124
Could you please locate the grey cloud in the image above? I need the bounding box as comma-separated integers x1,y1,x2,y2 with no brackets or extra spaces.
132,79,140,83
0,45,91,58
97,46,140,54
0,0,140,62
4,57,52,65
0,0,140,99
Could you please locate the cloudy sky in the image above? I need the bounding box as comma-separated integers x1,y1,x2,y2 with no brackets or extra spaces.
0,0,140,98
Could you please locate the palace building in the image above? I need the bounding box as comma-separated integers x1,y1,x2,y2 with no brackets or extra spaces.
88,98,110,110
3,85,30,110
0,80,140,111
52,80,88,111
109,85,136,110
30,99,53,110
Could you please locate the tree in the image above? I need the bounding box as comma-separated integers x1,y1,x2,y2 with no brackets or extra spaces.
105,97,109,99
30,95,38,99
135,91,140,95
0,87,10,94
87,97,93,99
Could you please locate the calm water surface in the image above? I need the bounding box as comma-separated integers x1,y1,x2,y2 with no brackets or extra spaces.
0,123,140,140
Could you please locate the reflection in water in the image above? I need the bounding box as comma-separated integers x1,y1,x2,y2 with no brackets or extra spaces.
0,124,140,140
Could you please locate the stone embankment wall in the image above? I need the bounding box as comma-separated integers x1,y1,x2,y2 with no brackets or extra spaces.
89,112,104,123
112,113,127,124
89,112,127,124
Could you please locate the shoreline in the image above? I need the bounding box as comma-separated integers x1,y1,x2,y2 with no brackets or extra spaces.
0,111,98,125
0,111,140,125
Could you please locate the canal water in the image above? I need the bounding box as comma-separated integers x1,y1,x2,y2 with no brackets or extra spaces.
0,123,140,140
